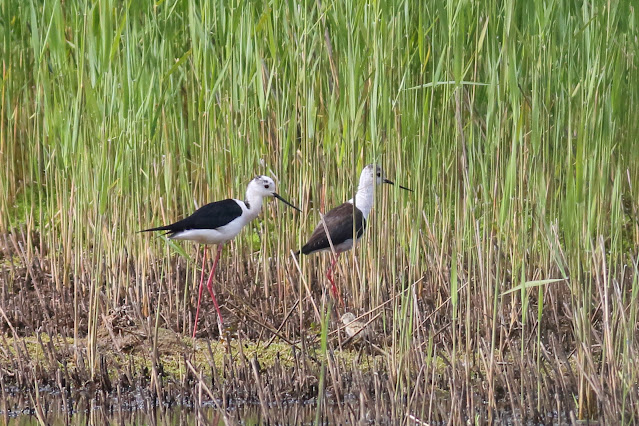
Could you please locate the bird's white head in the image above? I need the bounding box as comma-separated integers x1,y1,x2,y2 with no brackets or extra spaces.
352,164,412,218
359,164,389,188
245,175,301,212
248,175,278,197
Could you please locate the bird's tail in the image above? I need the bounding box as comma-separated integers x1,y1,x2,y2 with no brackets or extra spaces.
138,225,173,233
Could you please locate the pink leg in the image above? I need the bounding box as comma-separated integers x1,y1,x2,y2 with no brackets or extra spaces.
192,246,208,338
204,244,225,337
326,253,344,307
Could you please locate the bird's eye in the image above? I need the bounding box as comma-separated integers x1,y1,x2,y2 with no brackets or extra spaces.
264,184,270,189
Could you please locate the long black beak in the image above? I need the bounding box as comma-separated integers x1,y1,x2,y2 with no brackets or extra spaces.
273,193,302,212
383,178,413,192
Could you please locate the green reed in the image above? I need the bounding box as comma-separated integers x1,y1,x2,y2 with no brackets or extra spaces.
1,0,638,421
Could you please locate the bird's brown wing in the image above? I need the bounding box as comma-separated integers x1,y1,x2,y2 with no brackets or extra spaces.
300,202,365,255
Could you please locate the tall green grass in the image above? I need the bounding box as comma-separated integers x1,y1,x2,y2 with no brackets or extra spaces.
1,0,638,421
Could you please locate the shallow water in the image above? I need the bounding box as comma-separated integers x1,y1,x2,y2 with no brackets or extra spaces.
4,403,319,425
1,393,361,425
1,395,569,426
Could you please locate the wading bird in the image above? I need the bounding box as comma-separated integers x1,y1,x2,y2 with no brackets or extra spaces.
296,165,411,304
141,175,300,337
340,312,369,340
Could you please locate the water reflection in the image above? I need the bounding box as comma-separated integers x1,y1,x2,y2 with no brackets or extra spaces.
2,392,349,425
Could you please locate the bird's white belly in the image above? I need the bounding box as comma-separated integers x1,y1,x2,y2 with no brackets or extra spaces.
170,218,246,245
315,237,358,254
333,239,355,253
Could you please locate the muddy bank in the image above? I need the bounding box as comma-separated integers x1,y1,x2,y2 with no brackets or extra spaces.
0,329,408,424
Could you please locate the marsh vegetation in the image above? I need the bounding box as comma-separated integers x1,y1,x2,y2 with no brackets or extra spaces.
1,0,638,423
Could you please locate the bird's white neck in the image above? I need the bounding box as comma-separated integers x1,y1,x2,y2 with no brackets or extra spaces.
349,181,375,219
244,192,264,221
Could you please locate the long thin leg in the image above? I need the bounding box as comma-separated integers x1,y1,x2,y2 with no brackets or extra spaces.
204,243,225,337
326,253,344,307
192,246,208,338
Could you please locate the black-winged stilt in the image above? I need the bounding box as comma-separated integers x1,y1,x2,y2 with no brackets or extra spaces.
141,175,300,337
296,164,411,304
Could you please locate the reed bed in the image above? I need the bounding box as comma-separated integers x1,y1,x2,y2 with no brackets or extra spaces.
1,0,638,423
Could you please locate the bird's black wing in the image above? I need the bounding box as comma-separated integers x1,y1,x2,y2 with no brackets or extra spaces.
140,199,243,235
300,202,365,255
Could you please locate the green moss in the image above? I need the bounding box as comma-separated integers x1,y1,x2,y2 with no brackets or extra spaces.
0,330,392,385
7,183,42,228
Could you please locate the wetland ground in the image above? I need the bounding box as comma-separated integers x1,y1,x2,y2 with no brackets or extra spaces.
2,0,639,423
